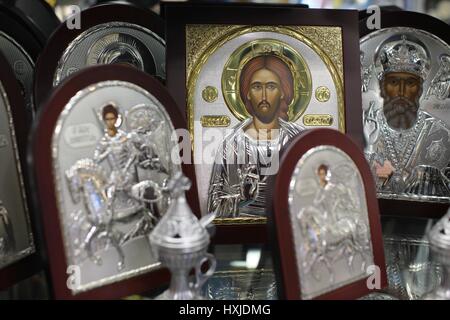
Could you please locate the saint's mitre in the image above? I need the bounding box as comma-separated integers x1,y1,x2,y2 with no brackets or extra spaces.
377,34,430,81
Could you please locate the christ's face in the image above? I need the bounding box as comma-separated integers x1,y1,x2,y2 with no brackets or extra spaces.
104,112,118,131
382,72,421,130
247,68,283,124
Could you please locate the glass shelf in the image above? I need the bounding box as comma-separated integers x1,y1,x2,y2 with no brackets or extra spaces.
199,216,443,300
0,215,445,300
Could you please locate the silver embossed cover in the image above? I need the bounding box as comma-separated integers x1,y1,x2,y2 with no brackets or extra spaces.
52,80,180,293
289,145,374,299
361,27,450,203
0,81,34,270
53,22,165,86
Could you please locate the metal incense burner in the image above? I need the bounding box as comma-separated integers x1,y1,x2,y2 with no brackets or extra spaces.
423,209,450,300
150,173,216,300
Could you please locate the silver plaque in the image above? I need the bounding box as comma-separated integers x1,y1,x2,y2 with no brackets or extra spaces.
187,26,345,221
361,27,450,202
0,81,34,270
0,31,35,116
53,22,165,87
52,80,181,294
288,145,374,299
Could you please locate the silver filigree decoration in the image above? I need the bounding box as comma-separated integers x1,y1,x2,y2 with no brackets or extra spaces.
378,34,430,81
65,103,173,270
361,51,373,92
296,163,371,284
426,54,450,100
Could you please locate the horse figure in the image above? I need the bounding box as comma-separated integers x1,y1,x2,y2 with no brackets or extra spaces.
66,158,169,270
297,198,370,284
119,179,168,244
66,159,126,270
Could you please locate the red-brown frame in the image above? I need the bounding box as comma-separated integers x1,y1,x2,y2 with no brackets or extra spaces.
0,51,41,291
269,128,387,300
30,64,200,299
165,2,364,244
33,2,165,110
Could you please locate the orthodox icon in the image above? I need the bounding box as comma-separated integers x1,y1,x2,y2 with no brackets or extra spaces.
187,27,345,222
361,29,450,202
33,3,165,109
166,5,363,242
32,64,198,298
290,147,374,299
207,55,304,218
53,80,179,293
269,129,386,299
0,80,34,271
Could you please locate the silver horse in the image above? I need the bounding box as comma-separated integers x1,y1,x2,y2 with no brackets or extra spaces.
297,182,371,283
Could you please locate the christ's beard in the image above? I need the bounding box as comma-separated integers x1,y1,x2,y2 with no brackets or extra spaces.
253,101,278,124
383,97,419,130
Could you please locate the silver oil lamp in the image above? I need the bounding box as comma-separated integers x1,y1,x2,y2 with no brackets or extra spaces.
149,173,216,300
423,209,450,300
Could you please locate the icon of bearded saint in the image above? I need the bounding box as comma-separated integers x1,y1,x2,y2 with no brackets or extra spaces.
207,55,304,218
364,35,450,197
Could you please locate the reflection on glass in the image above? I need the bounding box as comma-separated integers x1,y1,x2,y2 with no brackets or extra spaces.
384,236,443,299
205,270,277,300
